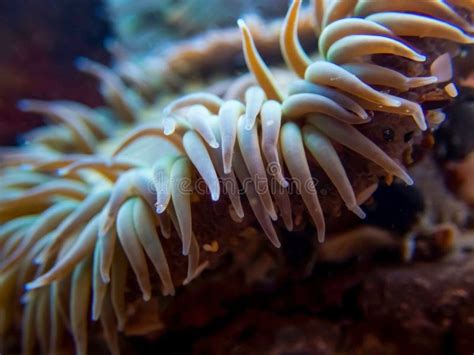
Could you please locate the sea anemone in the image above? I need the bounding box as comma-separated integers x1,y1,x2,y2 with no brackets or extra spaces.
0,0,472,353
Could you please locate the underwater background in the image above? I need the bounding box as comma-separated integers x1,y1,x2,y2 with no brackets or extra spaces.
0,0,291,145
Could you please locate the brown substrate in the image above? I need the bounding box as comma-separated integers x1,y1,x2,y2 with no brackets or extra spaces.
109,237,474,355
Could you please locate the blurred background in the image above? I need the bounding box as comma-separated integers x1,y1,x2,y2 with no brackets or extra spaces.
0,0,291,145
0,0,110,145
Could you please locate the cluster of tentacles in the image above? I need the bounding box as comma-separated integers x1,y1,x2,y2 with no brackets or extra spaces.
0,0,473,354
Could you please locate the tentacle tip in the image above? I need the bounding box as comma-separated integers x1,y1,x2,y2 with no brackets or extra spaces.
388,99,402,107
357,111,370,120
117,322,125,332
209,140,220,149
155,203,166,214
57,168,69,176
244,122,255,131
143,293,151,302
401,174,414,186
211,190,220,202
270,211,278,221
163,119,176,135
317,228,326,243
74,56,90,71
25,280,42,291
415,54,426,62
232,206,245,219
223,163,232,175
182,244,191,256
162,106,171,116
33,256,44,265
164,288,176,296
92,312,100,321
349,205,366,219
426,76,439,85
17,99,31,111
272,238,282,248
281,179,289,188
101,273,111,284
237,18,246,30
